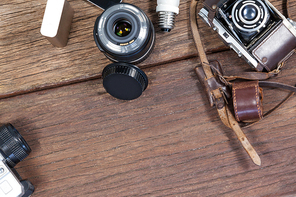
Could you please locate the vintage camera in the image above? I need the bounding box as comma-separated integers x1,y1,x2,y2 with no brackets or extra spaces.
93,3,155,100
199,0,296,71
0,124,34,197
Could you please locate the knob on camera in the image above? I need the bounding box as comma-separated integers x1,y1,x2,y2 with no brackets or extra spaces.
94,3,155,100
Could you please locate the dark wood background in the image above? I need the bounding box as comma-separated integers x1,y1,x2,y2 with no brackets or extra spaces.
1,0,296,196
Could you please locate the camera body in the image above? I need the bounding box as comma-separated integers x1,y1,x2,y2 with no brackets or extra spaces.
0,157,34,197
0,124,34,197
199,0,296,71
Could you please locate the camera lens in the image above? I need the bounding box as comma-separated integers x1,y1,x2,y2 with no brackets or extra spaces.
94,3,155,64
242,5,257,21
114,20,132,37
0,124,31,168
232,0,270,33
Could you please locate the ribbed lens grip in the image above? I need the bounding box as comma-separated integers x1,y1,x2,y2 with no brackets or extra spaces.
0,124,31,168
103,64,147,90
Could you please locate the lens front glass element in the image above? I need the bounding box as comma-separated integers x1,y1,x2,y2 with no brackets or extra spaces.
114,20,132,37
242,5,258,21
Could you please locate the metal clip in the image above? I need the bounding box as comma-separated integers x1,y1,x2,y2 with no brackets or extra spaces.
271,61,285,74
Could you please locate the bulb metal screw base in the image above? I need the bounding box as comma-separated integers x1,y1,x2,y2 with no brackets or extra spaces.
158,11,177,32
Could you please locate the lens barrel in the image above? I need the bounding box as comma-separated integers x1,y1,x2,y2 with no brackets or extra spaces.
0,124,31,168
93,3,155,64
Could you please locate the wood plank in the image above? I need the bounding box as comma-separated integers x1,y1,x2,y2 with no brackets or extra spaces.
0,0,290,98
5,50,295,196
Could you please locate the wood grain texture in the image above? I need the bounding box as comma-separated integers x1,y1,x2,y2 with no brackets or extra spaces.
4,50,295,197
288,0,296,19
0,0,288,98
1,0,296,196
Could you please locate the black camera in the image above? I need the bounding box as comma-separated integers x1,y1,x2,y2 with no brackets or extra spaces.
199,0,296,71
93,3,155,100
0,124,34,197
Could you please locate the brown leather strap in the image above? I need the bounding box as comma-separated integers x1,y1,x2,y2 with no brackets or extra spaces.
224,106,261,165
260,92,294,118
241,83,295,127
203,0,220,24
205,58,285,83
232,81,296,124
259,81,296,92
223,72,278,81
254,81,295,122
190,0,261,166
190,0,211,78
216,104,261,165
190,0,226,107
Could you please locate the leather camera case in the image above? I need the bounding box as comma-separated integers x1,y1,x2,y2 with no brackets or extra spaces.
232,81,263,122
252,21,296,71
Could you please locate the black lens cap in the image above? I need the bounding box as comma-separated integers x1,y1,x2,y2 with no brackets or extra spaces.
102,63,148,100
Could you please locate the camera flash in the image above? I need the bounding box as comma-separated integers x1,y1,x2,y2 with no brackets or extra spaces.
40,0,74,47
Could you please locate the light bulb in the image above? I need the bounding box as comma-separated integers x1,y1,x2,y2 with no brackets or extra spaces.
156,0,180,32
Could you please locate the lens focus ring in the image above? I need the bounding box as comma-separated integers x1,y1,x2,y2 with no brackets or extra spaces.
0,124,31,167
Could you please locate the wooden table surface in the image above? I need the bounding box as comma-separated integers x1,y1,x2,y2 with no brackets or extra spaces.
1,0,296,196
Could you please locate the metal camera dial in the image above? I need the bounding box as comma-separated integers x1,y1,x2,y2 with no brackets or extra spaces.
231,0,270,33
